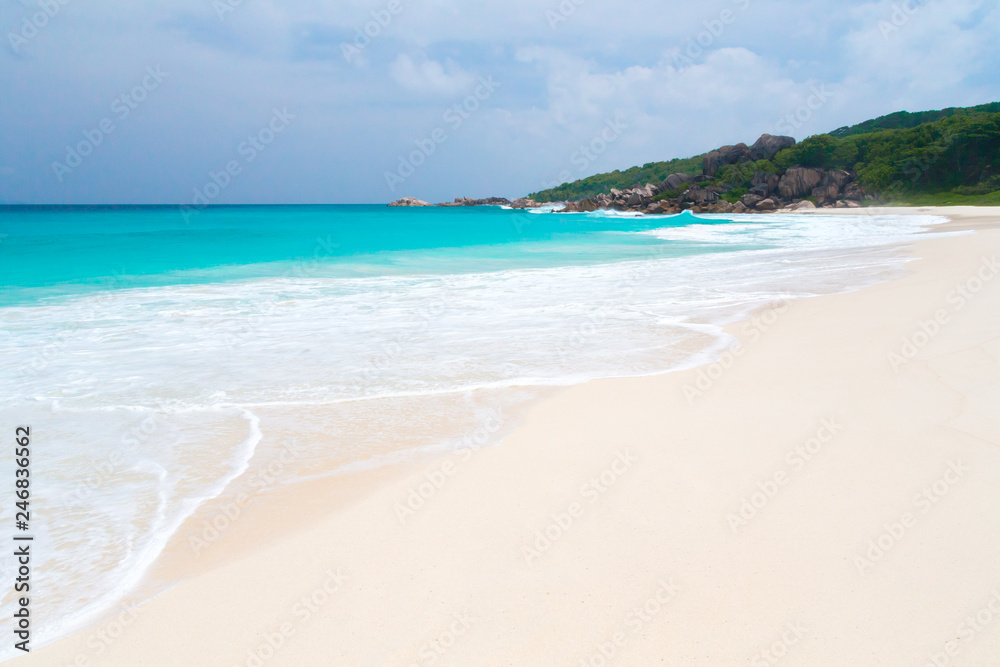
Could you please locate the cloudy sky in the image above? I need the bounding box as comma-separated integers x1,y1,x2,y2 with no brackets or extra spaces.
1,0,998,204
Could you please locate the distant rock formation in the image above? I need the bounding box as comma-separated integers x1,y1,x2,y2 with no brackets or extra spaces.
511,198,542,209
534,131,869,215
388,197,432,207
557,198,599,213
437,197,512,207
399,133,874,217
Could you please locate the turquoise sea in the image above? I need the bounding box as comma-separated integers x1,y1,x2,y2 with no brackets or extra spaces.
0,205,949,657
1,205,763,306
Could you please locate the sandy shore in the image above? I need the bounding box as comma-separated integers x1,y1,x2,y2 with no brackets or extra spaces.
25,207,1000,666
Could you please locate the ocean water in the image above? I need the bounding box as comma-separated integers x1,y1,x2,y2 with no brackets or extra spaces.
0,205,951,657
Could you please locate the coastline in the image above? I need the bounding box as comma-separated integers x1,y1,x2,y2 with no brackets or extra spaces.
21,206,1000,665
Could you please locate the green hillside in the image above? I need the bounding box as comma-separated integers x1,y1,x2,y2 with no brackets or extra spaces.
526,102,1000,206
775,109,1000,201
529,155,703,203
828,102,1000,138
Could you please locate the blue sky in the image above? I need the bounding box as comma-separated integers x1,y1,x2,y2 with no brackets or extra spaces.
1,0,998,204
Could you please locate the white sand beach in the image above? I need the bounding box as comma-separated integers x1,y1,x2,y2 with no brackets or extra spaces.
24,207,1000,666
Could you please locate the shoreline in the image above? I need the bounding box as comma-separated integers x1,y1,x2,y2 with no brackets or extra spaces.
46,211,931,648
20,206,1000,665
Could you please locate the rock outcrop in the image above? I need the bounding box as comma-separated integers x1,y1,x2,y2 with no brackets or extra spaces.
805,169,857,205
843,182,866,201
829,169,854,189
556,182,669,212
636,183,660,198
511,198,541,209
388,197,432,207
703,134,795,177
507,132,878,216
438,197,511,207
782,200,817,212
559,198,599,213
811,183,840,206
778,167,826,200
529,160,868,214
703,143,752,177
683,186,720,206
749,171,780,197
662,173,693,192
749,134,796,162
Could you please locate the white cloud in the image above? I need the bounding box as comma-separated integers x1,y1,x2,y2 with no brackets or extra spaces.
841,0,1000,105
389,54,476,96
511,45,827,141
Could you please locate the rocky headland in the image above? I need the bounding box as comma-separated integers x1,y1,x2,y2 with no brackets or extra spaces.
553,134,870,215
389,134,879,215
